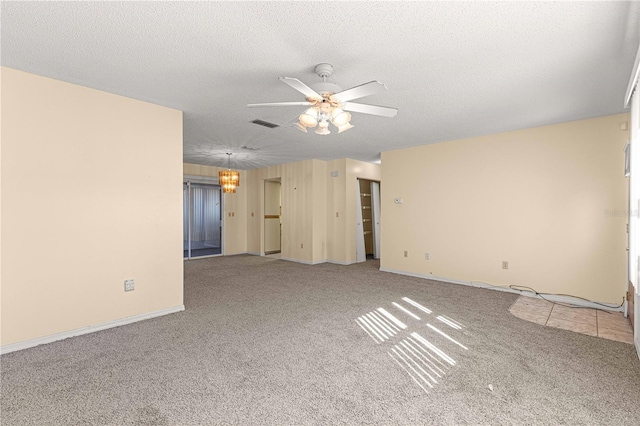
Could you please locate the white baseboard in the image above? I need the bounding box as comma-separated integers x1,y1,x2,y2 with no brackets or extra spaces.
223,251,249,256
280,257,316,265
280,257,360,265
379,267,624,312
325,259,357,266
249,253,358,266
0,305,185,355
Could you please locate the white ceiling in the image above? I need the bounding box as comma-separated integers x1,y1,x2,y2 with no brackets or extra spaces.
2,1,639,170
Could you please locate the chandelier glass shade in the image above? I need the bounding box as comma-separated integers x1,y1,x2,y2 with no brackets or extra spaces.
296,95,353,135
219,153,240,194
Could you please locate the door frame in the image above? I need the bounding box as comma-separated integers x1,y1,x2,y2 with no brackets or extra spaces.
263,178,282,256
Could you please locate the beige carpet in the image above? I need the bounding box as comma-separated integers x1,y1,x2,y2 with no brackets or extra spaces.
1,255,639,425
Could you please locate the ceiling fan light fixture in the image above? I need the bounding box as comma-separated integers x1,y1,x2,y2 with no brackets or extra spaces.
299,114,317,127
249,63,397,138
315,120,331,135
331,109,351,126
318,100,332,113
299,108,318,127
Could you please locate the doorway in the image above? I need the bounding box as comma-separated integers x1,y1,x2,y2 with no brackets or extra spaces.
184,180,222,259
356,179,381,262
264,179,282,255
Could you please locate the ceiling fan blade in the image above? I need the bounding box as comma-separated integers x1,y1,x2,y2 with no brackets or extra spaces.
343,102,398,118
279,77,322,99
333,81,387,102
247,101,313,107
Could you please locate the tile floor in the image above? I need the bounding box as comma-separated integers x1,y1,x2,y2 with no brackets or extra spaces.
509,296,634,344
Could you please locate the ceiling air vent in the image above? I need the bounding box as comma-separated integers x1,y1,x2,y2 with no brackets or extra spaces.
251,119,279,129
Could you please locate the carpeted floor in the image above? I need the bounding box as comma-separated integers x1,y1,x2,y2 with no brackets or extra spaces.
2,255,640,425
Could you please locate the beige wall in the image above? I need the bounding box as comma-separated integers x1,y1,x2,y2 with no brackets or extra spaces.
183,163,247,255
1,67,184,346
244,160,325,263
312,160,328,262
325,159,382,264
238,158,379,264
381,114,630,304
326,159,347,262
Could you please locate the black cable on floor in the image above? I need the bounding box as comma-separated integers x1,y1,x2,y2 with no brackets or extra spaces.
469,280,625,313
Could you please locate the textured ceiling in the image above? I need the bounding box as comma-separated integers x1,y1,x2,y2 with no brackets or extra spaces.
2,1,639,170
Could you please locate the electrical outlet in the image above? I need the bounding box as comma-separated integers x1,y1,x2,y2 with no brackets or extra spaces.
404,250,408,257
502,261,509,270
424,252,429,260
124,279,134,292
301,243,304,249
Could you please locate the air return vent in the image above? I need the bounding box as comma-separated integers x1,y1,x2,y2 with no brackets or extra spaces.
251,119,279,129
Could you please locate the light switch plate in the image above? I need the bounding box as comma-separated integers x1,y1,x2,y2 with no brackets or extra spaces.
124,279,134,292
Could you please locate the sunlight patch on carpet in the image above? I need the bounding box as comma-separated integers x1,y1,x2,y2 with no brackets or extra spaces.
377,308,407,329
402,297,433,314
356,296,470,394
392,302,421,320
426,324,468,350
436,315,464,330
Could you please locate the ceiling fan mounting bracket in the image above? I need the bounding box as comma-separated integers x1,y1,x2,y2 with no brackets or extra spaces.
315,63,334,79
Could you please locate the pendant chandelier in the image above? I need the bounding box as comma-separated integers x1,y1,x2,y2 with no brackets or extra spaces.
219,153,240,194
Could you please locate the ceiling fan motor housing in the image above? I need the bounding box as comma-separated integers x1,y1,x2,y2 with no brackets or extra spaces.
310,82,343,96
312,64,341,96
314,63,333,78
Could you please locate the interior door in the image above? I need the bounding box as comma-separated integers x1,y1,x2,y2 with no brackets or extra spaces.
371,181,381,259
631,89,640,337
355,180,366,263
264,179,281,255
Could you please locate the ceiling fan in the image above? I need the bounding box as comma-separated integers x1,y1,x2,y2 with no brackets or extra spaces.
248,63,398,135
